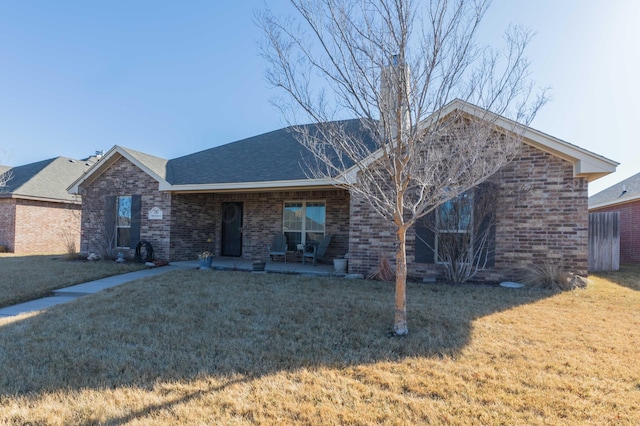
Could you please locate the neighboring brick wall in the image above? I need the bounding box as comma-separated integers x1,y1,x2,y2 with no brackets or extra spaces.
0,198,80,254
14,200,82,254
0,199,16,251
348,143,590,280
80,157,172,260
170,189,350,262
590,200,640,263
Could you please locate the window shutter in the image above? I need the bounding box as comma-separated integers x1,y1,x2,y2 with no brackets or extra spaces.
474,183,497,268
105,196,116,248
130,194,142,248
415,211,436,263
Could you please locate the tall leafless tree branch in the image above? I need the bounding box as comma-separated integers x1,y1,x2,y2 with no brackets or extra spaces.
258,0,548,335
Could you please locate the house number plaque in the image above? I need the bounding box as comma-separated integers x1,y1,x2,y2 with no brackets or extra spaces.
148,207,163,220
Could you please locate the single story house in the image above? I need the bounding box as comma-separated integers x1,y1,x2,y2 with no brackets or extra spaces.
69,100,617,280
0,156,96,254
589,172,640,263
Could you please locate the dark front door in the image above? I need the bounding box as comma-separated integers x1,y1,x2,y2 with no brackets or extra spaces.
221,202,243,256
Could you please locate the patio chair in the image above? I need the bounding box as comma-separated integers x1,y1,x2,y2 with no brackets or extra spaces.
268,233,287,263
302,234,332,266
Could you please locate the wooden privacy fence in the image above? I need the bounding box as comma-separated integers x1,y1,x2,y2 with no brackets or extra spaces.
588,211,620,272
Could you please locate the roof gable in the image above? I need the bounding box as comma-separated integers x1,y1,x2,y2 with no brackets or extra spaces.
432,100,618,182
68,146,170,194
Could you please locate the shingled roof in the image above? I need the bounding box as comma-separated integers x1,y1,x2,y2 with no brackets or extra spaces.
166,119,372,185
0,157,95,202
589,171,640,209
69,101,617,194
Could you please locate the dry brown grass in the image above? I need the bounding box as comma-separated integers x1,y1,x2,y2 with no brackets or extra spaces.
593,263,640,291
0,254,146,308
0,267,638,425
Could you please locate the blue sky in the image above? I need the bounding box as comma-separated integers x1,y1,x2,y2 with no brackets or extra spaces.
0,0,637,195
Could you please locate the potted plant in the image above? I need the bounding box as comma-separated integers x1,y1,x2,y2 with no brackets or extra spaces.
198,251,213,269
333,253,349,273
252,259,266,272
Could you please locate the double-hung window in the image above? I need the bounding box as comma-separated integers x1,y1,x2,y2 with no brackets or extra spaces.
116,195,132,248
283,201,326,251
436,192,472,262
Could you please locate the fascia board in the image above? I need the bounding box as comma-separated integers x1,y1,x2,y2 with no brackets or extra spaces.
160,178,339,193
0,193,80,204
589,193,640,210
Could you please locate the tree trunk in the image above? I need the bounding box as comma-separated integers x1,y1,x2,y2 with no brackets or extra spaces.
394,224,408,335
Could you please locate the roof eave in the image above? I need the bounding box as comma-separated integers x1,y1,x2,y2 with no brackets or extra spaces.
589,193,640,210
160,178,340,193
0,193,81,204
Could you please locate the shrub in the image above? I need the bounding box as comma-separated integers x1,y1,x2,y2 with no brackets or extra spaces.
519,262,577,290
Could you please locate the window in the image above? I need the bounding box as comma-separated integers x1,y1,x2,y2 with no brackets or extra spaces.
116,195,132,248
283,201,326,251
436,192,472,263
415,183,496,267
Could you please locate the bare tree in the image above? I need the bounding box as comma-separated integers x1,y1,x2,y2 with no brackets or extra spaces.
259,0,547,335
0,170,10,189
0,152,12,189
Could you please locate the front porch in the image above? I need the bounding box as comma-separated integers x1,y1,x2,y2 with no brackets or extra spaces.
174,256,338,276
169,188,351,263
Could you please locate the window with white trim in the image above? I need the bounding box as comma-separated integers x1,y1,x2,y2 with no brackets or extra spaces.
283,201,326,251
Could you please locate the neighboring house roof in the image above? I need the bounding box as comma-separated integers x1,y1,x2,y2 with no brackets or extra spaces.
588,171,640,209
0,156,95,203
68,100,617,194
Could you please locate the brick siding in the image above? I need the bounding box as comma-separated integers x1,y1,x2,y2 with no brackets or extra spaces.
0,198,81,254
590,200,640,263
82,143,589,280
0,199,16,251
80,156,173,260
81,156,350,263
170,189,350,261
348,143,590,280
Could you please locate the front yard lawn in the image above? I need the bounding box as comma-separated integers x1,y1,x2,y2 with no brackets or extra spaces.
0,268,638,424
0,254,146,308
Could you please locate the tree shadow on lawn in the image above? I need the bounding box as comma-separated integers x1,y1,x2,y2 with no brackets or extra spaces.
0,270,557,398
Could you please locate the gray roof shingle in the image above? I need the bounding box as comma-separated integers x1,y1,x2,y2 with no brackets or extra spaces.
0,157,95,201
589,171,640,207
119,146,170,181
166,119,374,185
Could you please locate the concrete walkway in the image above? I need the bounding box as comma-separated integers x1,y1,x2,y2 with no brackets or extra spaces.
0,263,193,318
0,258,343,318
